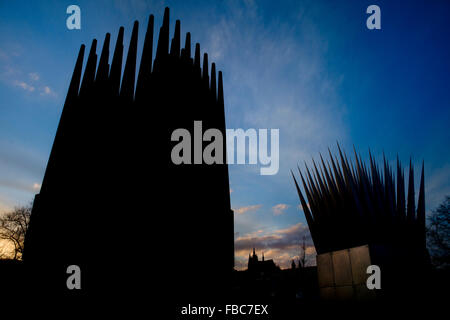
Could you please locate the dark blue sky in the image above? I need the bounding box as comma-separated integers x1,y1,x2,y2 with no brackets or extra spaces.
1,0,449,267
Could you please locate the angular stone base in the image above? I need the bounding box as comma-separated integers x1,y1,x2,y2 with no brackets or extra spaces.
317,245,377,301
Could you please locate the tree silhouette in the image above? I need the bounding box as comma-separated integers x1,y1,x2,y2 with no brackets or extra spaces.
0,204,31,260
427,196,450,269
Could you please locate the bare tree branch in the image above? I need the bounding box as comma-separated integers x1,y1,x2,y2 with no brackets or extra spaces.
427,196,450,269
0,204,32,260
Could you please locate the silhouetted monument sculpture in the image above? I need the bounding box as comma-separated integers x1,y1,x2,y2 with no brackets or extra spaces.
292,146,430,299
24,8,234,300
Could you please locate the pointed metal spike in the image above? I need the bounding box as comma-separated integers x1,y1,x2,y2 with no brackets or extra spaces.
305,162,322,204
328,148,344,191
184,32,191,58
202,53,209,82
211,62,216,99
66,44,85,100
407,159,415,222
194,43,201,67
297,166,311,201
162,7,169,28
170,19,180,57
39,44,86,192
218,71,224,106
353,147,364,183
297,166,318,221
110,26,124,95
155,7,170,60
136,15,154,98
80,39,98,95
96,33,111,83
291,171,319,251
291,171,314,223
320,153,337,195
396,156,406,219
337,142,350,180
417,161,426,244
312,158,327,197
120,21,139,100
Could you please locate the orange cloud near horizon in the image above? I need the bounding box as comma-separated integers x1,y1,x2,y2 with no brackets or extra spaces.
234,222,316,270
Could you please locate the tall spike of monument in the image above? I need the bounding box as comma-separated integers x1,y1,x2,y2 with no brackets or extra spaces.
396,156,406,220
292,171,318,251
184,32,191,59
136,15,154,99
120,21,139,100
218,71,224,105
417,161,426,246
109,27,124,95
407,160,416,222
96,33,111,83
211,63,216,99
155,7,170,62
79,39,98,96
39,45,85,193
170,20,181,57
67,45,86,101
202,53,209,86
194,43,201,69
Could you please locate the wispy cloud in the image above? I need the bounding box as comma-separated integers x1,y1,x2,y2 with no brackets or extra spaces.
40,85,56,97
235,222,309,254
234,222,315,269
426,164,450,212
234,204,262,215
272,203,289,215
0,178,42,195
13,80,35,92
32,183,41,191
200,1,347,200
28,72,40,81
0,48,56,98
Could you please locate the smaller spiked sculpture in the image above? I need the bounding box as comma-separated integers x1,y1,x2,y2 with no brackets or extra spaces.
292,145,429,299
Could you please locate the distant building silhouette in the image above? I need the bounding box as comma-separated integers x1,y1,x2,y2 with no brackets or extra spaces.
231,248,318,303
248,248,279,275
23,7,234,300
